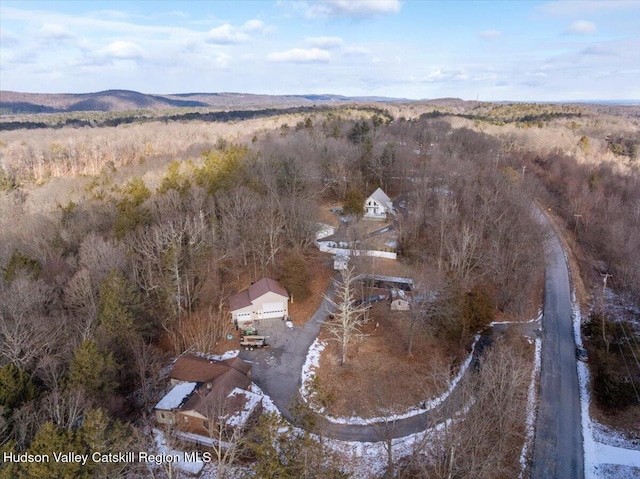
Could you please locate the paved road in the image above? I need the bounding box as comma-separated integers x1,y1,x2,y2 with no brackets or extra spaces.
531,210,584,479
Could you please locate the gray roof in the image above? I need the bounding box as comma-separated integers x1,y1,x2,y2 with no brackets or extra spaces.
368,187,394,211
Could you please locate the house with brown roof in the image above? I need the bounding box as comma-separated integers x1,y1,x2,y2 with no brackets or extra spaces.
229,278,289,330
154,354,262,437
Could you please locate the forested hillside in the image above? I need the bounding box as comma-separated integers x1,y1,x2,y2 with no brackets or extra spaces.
0,102,638,477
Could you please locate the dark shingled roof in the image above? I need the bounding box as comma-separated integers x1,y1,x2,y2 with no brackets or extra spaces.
229,277,289,312
169,354,251,383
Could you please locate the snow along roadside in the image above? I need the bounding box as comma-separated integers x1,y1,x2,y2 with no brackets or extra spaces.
519,336,542,478
300,335,481,425
573,290,640,479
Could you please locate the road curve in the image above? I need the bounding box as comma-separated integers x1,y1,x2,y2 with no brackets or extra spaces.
245,207,584,468
531,210,584,479
242,277,467,442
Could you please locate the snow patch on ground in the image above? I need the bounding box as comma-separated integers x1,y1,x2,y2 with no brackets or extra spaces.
152,428,205,475
573,290,640,479
491,310,542,326
320,429,424,478
592,421,640,450
519,336,542,478
300,335,480,425
202,349,239,361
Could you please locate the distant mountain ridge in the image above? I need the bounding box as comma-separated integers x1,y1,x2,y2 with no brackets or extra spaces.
0,89,408,114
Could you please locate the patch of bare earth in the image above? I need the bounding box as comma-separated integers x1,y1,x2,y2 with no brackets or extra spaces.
317,203,342,228
288,250,335,326
314,301,460,418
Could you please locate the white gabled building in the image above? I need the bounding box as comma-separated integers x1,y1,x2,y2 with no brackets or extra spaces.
364,187,395,219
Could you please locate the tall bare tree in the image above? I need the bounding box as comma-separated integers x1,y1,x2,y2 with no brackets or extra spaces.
323,267,370,366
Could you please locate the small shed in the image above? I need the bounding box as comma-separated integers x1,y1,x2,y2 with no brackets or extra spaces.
390,288,410,311
334,250,349,271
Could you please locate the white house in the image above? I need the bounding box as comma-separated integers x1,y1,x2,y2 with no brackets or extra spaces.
229,278,289,330
364,187,395,219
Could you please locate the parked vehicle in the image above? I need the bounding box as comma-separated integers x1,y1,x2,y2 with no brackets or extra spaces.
576,346,588,362
240,335,268,350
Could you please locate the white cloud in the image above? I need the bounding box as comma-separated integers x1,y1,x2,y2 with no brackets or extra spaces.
206,24,250,44
40,23,75,40
580,45,615,56
343,46,370,56
567,20,597,34
206,19,271,44
422,69,469,82
305,0,401,18
165,10,189,19
473,72,498,81
100,40,146,59
213,52,231,68
90,9,132,20
305,36,343,49
539,1,639,16
243,19,266,33
0,28,20,46
480,30,501,40
267,48,330,63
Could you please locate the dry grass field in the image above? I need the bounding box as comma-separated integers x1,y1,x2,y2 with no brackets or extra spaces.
314,301,465,418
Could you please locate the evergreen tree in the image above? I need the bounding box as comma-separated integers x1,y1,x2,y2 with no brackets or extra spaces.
279,254,311,303
113,177,152,239
77,408,134,478
68,340,118,395
342,188,365,216
2,251,41,283
0,363,37,414
97,270,140,337
19,422,83,479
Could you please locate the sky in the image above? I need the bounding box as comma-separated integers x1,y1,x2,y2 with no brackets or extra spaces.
1,0,639,101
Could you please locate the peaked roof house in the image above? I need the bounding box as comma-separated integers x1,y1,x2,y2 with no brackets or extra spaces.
364,187,395,219
154,354,262,437
229,278,289,330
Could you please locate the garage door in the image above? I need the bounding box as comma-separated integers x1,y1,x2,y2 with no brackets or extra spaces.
262,302,284,319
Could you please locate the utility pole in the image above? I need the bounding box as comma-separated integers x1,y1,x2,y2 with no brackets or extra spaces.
573,214,582,234
521,165,527,178
601,273,613,352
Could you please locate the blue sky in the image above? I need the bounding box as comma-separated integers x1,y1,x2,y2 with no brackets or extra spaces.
1,0,639,101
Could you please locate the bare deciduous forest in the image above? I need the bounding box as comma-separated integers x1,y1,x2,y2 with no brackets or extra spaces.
1,101,639,477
